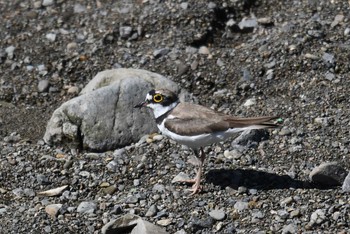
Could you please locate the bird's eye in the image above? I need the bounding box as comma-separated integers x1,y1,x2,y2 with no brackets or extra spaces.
153,94,163,103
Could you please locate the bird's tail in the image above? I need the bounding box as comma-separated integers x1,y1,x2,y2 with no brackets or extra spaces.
227,116,280,129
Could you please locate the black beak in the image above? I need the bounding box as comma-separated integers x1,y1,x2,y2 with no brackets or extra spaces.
134,101,147,108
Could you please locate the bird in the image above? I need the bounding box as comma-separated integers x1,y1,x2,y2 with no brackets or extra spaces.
134,89,279,194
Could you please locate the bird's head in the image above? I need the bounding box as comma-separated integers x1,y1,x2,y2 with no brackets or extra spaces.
134,89,179,117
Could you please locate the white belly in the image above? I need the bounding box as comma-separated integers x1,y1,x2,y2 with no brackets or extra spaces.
157,121,244,149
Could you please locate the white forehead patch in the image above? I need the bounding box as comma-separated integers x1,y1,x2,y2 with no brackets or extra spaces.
146,93,152,101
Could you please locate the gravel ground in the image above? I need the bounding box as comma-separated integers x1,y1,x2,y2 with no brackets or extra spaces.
1,0,350,233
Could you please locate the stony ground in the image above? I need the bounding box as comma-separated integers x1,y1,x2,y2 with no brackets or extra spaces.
1,0,350,233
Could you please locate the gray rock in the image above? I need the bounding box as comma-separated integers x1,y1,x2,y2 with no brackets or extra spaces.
12,188,25,197
238,18,258,30
309,162,347,186
126,196,139,204
0,207,7,215
145,204,158,217
44,68,184,151
132,218,168,234
38,80,50,93
282,223,297,234
242,67,251,81
325,72,335,81
209,209,226,221
180,2,188,10
23,188,35,197
46,33,56,42
172,172,190,183
45,204,62,217
74,3,86,13
266,69,274,80
251,211,264,219
44,226,52,233
153,48,170,58
42,0,54,7
5,46,15,59
234,201,249,211
36,174,50,185
310,209,326,225
77,201,97,214
342,172,350,192
120,26,133,39
232,129,270,148
322,52,335,67
101,214,168,234
345,27,350,36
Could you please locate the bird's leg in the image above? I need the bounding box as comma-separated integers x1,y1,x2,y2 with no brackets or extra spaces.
176,148,206,194
188,147,205,194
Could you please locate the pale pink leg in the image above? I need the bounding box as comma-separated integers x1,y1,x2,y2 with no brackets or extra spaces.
177,148,206,195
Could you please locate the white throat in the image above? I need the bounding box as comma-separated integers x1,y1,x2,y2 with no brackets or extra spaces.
148,101,179,118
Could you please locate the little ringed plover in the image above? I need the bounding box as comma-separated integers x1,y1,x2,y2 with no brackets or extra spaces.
135,89,278,194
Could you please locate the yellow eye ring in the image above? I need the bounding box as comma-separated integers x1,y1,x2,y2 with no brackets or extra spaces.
153,93,163,103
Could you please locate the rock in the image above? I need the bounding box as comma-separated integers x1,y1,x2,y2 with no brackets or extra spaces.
234,201,249,211
66,42,78,51
23,188,35,197
282,223,297,234
36,174,50,185
153,48,170,58
67,86,79,94
257,17,273,25
120,26,133,39
209,209,226,221
309,162,347,186
101,214,168,234
38,185,68,197
223,149,241,159
198,46,210,55
322,52,335,67
345,28,350,36
5,46,15,59
102,185,117,195
266,69,274,80
12,188,25,197
325,72,335,81
77,201,97,214
180,2,188,10
191,216,214,229
125,196,139,204
342,172,350,192
157,219,172,226
243,98,256,107
42,0,54,7
331,14,344,28
238,18,258,30
74,3,86,13
145,204,158,217
309,209,326,225
38,80,50,93
45,204,62,218
46,33,56,42
242,67,251,81
0,207,7,215
231,129,270,148
44,68,185,151
172,172,191,183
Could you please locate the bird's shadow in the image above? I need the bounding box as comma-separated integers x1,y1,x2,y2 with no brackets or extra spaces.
205,168,334,191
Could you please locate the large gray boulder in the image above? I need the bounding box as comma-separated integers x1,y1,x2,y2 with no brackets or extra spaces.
43,68,183,151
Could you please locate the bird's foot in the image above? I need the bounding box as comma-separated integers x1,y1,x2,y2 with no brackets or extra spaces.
187,181,202,195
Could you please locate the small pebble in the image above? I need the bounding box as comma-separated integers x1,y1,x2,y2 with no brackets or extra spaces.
42,0,54,7
77,201,97,214
45,204,62,218
209,209,226,221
